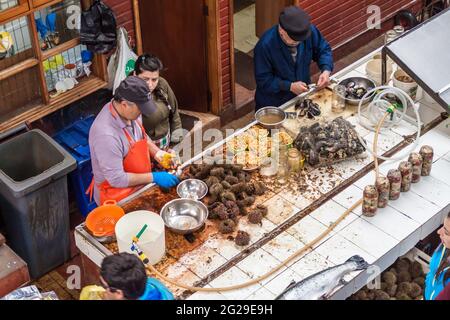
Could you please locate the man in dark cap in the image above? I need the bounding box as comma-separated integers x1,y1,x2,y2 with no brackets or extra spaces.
254,6,333,109
88,76,179,205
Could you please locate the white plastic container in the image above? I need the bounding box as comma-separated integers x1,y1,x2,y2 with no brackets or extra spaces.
365,59,393,86
115,210,166,265
393,69,418,98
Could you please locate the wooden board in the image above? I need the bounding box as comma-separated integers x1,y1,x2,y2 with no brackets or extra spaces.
282,88,360,138
0,245,30,297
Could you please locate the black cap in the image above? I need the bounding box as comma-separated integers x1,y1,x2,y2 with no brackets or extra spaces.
279,6,312,42
115,76,156,116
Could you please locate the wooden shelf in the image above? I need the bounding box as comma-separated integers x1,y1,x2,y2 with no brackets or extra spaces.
0,76,107,133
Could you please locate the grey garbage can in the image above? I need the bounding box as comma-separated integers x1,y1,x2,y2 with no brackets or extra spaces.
0,129,76,279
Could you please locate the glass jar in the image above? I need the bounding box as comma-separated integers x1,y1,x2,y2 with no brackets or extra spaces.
393,25,405,37
276,162,289,186
385,30,398,44
287,148,302,173
332,84,346,113
276,152,289,186
260,157,277,183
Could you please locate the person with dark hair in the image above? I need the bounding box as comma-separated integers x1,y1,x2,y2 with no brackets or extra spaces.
133,54,182,150
253,6,333,110
424,211,450,300
100,253,173,300
87,76,180,205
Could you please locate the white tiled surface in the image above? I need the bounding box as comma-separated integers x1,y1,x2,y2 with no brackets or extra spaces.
361,206,421,241
315,233,376,265
178,245,228,279
385,189,442,229
407,102,441,126
335,69,365,81
262,231,307,262
203,235,242,260
286,215,335,248
238,218,277,245
187,285,228,300
279,184,322,209
264,268,302,297
390,119,419,137
338,218,399,258
310,199,360,233
246,286,277,300
263,195,301,225
413,129,450,158
410,175,450,208
365,130,404,152
430,158,450,187
331,154,372,181
332,184,364,210
236,249,287,286
354,171,380,189
288,251,334,280
443,152,450,163
208,267,262,300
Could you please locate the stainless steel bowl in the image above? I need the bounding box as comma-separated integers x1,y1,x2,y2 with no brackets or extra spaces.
255,107,286,129
177,179,208,200
337,76,376,106
160,199,209,235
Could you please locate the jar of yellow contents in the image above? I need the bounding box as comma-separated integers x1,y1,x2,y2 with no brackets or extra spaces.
287,148,304,173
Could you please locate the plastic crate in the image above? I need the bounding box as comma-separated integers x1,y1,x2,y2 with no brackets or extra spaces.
53,116,97,217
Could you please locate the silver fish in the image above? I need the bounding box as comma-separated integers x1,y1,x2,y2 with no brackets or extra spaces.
275,255,369,300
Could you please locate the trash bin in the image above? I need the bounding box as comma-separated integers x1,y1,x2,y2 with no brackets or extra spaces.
0,129,76,279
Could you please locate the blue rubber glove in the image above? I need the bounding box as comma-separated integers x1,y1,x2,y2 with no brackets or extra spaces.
152,172,180,189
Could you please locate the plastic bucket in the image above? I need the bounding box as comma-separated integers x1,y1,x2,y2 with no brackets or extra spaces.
115,210,166,265
393,69,418,98
365,59,393,86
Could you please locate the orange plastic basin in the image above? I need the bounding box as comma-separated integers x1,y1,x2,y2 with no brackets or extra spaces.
86,200,125,237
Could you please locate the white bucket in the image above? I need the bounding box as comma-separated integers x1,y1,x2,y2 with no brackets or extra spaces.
365,58,393,86
393,69,418,98
115,210,166,265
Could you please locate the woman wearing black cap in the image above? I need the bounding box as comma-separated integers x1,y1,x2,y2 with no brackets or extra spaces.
254,6,334,110
133,54,182,150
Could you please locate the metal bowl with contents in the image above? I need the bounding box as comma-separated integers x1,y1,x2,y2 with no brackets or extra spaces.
177,179,208,200
160,199,209,235
337,77,376,105
255,107,286,129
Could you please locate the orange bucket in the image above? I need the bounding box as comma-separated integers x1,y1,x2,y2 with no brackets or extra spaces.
86,200,125,237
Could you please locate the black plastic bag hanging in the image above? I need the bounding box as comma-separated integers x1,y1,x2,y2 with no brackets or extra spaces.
80,0,117,54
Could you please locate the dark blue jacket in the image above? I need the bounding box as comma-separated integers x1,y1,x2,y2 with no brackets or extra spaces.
254,25,333,109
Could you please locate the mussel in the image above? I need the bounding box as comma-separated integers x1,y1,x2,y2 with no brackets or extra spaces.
297,99,321,120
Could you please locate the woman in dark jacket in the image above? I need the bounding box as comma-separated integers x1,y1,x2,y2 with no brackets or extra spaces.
134,54,182,150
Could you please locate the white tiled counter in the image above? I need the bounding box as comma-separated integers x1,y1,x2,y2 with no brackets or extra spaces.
188,49,449,300
76,45,449,301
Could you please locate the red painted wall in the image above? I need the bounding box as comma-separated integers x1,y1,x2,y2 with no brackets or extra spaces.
105,0,422,115
219,0,232,107
300,0,420,48
218,0,421,112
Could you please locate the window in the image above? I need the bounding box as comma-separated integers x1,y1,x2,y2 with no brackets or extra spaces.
0,0,107,132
